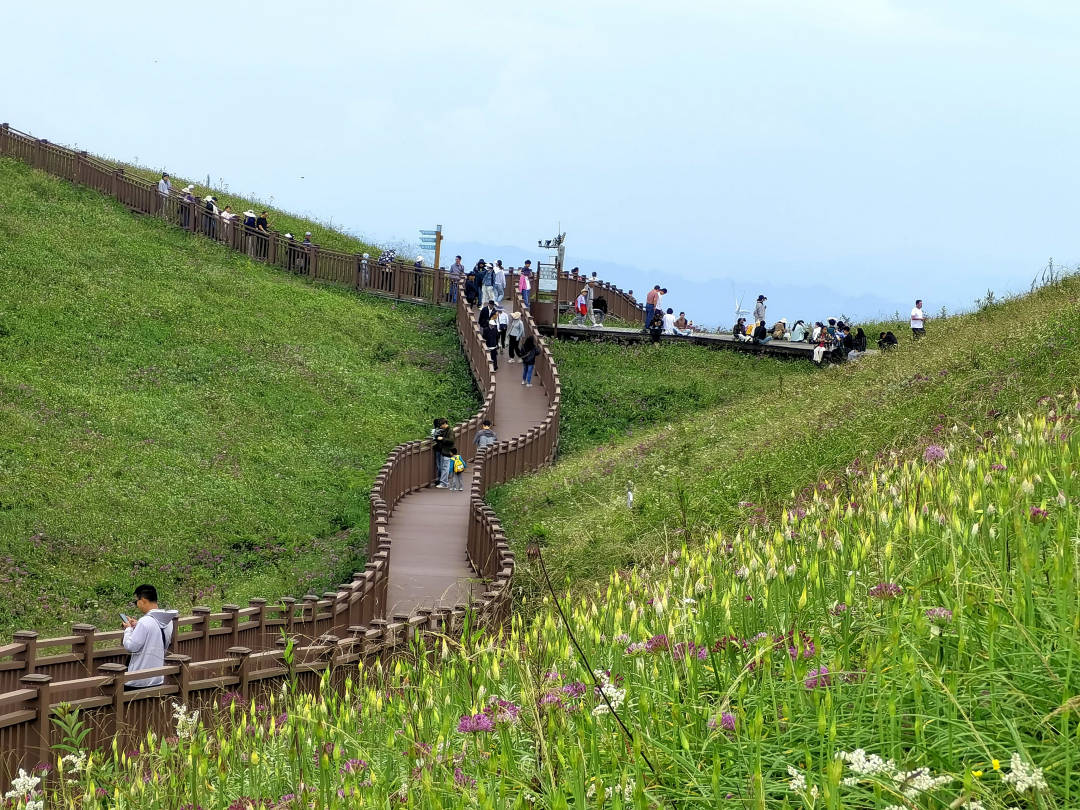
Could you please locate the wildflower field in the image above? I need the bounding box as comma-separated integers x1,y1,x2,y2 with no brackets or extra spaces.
10,397,1076,808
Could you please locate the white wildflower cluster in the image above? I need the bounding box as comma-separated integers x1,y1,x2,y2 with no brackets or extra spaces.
786,765,807,793
590,670,626,716
61,751,87,773
171,702,200,740
1001,753,1048,793
4,768,43,810
837,749,952,800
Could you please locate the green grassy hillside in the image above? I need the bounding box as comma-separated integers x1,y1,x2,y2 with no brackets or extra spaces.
493,275,1080,601
0,157,475,636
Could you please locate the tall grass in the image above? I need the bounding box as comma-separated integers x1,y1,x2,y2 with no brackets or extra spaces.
14,397,1076,808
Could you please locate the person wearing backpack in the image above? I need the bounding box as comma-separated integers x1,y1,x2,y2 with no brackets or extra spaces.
520,335,539,387
433,418,455,488
122,584,177,689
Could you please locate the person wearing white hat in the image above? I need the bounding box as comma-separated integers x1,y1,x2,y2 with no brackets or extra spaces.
300,232,315,274
358,252,371,287
179,185,195,229
243,210,257,257
412,254,425,298
202,195,219,239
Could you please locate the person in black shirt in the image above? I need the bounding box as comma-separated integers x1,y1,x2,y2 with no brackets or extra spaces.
483,320,501,371
255,211,270,259
752,320,770,343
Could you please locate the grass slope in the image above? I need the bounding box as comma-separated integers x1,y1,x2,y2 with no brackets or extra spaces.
0,157,475,636
25,399,1077,807
492,275,1080,601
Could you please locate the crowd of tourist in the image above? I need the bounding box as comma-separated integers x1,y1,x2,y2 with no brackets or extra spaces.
729,294,925,363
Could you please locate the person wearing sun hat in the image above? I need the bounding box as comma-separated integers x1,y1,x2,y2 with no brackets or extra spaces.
179,184,195,229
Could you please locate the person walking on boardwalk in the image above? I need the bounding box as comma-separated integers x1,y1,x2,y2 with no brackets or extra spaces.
496,306,509,349
910,299,926,339
157,172,171,219
478,260,496,306
483,318,501,371
519,261,533,308
519,335,539,387
753,294,767,324
493,260,507,303
507,311,525,362
122,584,177,689
434,418,455,488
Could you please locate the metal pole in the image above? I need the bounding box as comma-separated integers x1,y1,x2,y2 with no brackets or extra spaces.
433,224,443,275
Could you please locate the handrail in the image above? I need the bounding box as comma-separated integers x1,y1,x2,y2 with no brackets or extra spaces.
0,125,562,779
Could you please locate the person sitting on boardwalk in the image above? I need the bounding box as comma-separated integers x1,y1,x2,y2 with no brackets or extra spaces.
123,584,176,689
662,307,678,335
648,309,665,343
752,320,770,343
674,312,689,331
733,317,751,342
507,312,525,362
790,319,808,342
770,319,788,340
483,318,501,371
519,335,539,387
434,419,455,489
474,419,498,452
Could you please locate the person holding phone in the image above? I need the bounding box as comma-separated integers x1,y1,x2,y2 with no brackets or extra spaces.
122,584,176,689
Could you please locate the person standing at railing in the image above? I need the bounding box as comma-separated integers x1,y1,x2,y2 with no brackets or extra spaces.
256,211,270,259
448,255,464,303
413,255,425,298
203,195,218,239
157,172,171,219
302,233,314,274
122,584,176,689
433,418,455,489
519,261,532,308
220,205,235,241
243,210,257,256
359,252,371,287
180,184,195,229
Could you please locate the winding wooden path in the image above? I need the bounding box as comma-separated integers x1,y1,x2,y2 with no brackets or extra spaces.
387,294,550,617
538,323,821,360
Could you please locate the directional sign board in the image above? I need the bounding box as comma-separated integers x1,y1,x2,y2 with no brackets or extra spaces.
419,229,439,236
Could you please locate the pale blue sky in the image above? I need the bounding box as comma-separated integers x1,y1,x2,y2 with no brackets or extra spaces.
7,1,1078,325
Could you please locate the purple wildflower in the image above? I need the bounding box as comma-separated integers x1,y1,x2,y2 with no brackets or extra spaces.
645,634,669,652
868,582,903,600
1029,506,1049,523
486,698,521,724
721,712,736,731
340,758,368,775
804,665,831,690
990,463,1006,471
923,444,946,463
454,767,476,788
925,607,953,623
457,713,495,733
539,691,564,709
830,602,848,617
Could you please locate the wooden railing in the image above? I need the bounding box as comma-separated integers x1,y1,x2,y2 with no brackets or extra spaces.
0,125,564,778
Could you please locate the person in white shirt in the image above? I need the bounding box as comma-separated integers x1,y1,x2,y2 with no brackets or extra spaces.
122,584,176,689
496,307,509,351
910,299,926,339
157,173,171,219
662,308,678,335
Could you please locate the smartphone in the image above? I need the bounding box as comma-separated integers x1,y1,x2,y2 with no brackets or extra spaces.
120,613,131,625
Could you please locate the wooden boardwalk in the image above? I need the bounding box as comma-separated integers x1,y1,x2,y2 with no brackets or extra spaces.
387,303,550,618
538,323,821,360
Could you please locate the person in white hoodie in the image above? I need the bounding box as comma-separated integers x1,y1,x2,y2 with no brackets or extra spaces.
122,584,176,688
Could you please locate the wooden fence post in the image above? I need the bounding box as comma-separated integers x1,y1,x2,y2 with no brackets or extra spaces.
227,647,252,700
249,598,268,650
223,604,241,649
112,168,123,201
13,631,38,676
19,673,52,766
168,653,191,705
98,663,127,733
73,624,96,675
192,607,212,662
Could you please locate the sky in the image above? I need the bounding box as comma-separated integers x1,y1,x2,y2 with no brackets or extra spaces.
6,1,1079,326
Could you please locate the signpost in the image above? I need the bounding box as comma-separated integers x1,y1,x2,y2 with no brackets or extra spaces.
418,225,443,271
